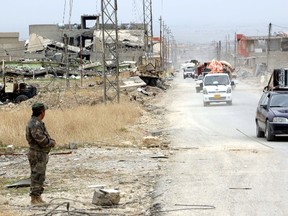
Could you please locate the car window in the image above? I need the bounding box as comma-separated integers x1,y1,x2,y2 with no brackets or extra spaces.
184,67,195,72
270,94,288,107
204,75,229,85
258,93,269,106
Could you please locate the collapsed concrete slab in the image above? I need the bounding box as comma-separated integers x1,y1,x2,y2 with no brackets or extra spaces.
27,33,83,53
94,29,144,47
120,76,146,88
27,33,52,52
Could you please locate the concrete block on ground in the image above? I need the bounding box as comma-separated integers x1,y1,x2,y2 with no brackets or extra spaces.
92,188,120,206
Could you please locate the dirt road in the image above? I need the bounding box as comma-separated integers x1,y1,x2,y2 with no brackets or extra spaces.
152,74,288,216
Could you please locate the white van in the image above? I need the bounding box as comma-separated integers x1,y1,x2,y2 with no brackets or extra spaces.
202,73,233,106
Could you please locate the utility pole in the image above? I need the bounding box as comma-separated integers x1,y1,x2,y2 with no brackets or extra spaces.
143,0,153,62
159,16,162,69
170,35,177,68
163,24,169,69
162,24,166,69
64,33,70,87
266,23,272,76
80,35,83,87
167,29,170,64
217,40,221,60
101,0,120,103
162,22,165,69
162,25,171,69
234,32,237,69
2,60,5,77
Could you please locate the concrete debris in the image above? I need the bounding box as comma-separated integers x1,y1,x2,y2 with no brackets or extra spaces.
80,61,101,70
94,30,144,47
6,145,14,154
137,87,149,96
92,188,120,206
27,33,52,52
68,142,78,149
27,33,84,54
120,76,146,88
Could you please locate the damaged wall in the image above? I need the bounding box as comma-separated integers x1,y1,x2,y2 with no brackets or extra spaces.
0,32,26,60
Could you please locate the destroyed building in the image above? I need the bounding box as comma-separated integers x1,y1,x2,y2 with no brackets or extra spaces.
27,15,145,64
0,32,25,61
0,15,153,78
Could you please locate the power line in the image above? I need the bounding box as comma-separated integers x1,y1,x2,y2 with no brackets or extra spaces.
271,23,288,29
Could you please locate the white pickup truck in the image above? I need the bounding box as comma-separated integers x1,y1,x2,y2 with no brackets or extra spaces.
202,73,233,106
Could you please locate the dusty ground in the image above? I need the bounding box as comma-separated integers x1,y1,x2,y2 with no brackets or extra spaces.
0,77,173,216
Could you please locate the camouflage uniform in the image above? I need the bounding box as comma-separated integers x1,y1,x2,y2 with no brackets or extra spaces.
26,115,55,197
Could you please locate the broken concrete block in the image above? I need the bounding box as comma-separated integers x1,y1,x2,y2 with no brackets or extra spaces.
6,145,14,154
68,142,78,149
92,188,120,206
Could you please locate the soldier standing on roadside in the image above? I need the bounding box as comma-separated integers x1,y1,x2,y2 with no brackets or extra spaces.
26,102,56,205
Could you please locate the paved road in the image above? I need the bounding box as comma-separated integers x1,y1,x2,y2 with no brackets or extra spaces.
153,74,288,216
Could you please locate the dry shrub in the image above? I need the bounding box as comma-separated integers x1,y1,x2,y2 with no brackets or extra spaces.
0,210,18,216
0,102,142,148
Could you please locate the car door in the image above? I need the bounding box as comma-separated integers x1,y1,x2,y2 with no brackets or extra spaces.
256,92,269,130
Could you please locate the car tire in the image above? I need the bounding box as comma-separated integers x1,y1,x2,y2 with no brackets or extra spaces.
227,101,232,105
15,95,29,103
203,102,209,106
256,121,265,138
196,88,200,93
265,120,275,141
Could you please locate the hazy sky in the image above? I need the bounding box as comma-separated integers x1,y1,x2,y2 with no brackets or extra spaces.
1,0,288,43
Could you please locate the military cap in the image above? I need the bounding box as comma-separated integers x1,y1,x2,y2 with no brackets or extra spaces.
32,102,48,112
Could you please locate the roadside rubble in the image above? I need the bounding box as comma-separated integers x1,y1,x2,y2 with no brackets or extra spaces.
0,76,174,215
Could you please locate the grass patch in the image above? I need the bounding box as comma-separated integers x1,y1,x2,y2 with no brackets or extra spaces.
0,101,142,148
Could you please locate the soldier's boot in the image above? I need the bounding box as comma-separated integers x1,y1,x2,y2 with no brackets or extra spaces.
36,196,46,204
31,196,40,205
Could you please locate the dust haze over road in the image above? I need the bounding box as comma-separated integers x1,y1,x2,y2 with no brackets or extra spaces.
152,74,288,216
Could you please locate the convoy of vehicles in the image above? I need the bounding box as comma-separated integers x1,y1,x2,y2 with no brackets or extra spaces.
255,68,288,141
190,61,288,140
179,59,236,105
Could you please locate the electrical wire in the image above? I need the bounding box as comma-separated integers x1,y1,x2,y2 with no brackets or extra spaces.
271,23,288,30
27,198,128,216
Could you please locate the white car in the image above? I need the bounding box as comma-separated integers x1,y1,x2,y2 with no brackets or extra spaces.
202,73,233,106
183,67,196,79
